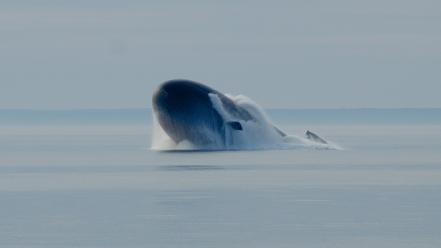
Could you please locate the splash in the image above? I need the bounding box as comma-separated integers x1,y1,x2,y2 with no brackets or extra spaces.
151,93,342,151
151,113,196,150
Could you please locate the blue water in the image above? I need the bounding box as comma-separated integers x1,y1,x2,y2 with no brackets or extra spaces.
1,109,440,247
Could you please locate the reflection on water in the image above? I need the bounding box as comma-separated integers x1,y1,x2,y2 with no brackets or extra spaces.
0,124,441,248
158,165,226,171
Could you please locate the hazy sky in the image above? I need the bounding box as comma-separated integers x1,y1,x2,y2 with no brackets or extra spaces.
1,0,440,109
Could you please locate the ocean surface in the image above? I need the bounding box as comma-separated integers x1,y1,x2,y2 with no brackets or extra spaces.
1,109,441,248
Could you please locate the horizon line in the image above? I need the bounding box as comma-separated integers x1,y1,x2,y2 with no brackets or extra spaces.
1,107,441,111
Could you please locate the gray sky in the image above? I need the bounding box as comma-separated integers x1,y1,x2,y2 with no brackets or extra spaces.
1,0,440,109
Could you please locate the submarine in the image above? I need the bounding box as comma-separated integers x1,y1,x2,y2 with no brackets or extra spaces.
152,79,328,150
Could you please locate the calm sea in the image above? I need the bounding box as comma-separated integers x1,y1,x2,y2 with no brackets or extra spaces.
1,109,440,248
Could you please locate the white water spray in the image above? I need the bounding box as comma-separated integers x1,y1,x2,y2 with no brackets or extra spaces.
151,93,341,151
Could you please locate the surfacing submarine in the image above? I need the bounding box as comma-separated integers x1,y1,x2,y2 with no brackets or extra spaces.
152,79,329,150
